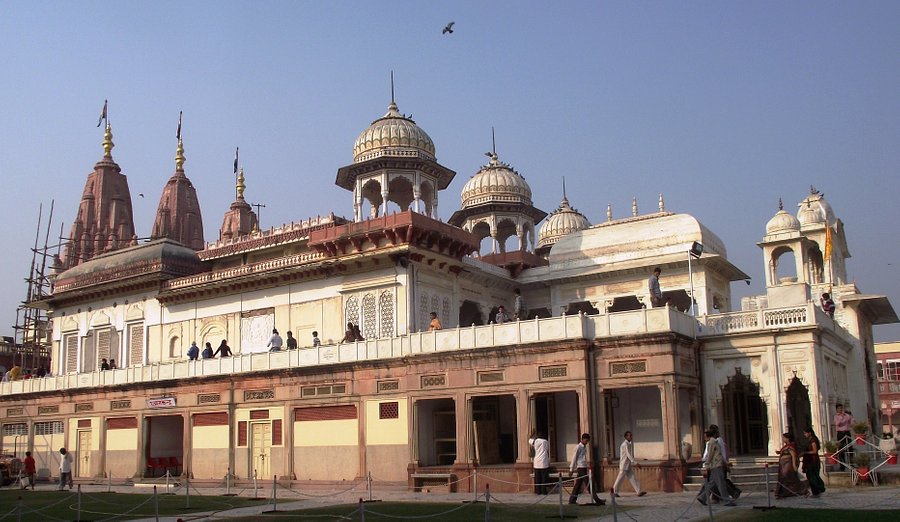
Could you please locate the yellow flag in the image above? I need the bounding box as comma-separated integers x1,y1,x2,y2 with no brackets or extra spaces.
824,225,833,260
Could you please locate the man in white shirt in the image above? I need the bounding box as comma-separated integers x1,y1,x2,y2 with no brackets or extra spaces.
267,329,284,352
528,431,551,494
568,433,605,505
613,431,646,497
58,447,73,490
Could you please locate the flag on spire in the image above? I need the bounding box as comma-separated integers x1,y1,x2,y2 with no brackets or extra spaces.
176,111,183,141
824,224,833,260
97,99,108,127
234,147,239,174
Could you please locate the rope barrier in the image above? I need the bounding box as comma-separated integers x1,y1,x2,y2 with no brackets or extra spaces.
363,495,486,519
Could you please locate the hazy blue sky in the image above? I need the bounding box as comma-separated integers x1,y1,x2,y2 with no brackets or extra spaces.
1,1,897,341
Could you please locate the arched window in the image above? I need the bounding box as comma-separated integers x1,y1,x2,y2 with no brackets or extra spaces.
362,293,377,339
379,290,394,338
346,296,360,327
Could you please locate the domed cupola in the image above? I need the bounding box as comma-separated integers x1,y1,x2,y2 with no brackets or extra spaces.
461,152,533,208
796,186,834,228
449,140,546,256
537,186,592,254
336,78,456,222
352,101,436,163
765,198,801,235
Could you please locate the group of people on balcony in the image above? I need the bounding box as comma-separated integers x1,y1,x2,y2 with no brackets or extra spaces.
341,323,365,343
186,340,232,360
1,364,50,381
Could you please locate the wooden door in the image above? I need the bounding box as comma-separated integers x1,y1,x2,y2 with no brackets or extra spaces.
251,422,271,479
76,430,92,478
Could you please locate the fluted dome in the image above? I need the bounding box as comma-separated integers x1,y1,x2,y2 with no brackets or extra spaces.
352,101,435,163
461,153,533,209
765,209,801,235
538,195,592,248
797,190,834,226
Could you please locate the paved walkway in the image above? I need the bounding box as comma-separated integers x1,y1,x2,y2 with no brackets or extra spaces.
13,481,897,521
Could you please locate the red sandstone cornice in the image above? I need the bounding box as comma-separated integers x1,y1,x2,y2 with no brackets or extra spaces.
479,250,549,277
308,211,479,260
200,215,349,261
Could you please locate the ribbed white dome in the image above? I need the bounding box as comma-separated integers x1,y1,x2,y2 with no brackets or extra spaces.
766,209,801,234
461,153,532,209
353,101,435,163
538,196,591,248
796,191,834,226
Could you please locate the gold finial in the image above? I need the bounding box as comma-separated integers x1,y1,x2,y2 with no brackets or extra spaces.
632,197,638,217
236,167,246,200
658,193,665,212
607,203,612,222
102,122,115,158
175,139,185,171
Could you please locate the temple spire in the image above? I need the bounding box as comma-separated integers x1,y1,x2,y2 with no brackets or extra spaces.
607,203,612,222
778,197,784,211
632,197,638,217
658,193,665,212
492,126,496,156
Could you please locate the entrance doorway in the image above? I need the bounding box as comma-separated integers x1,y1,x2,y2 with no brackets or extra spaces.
251,422,272,479
145,415,184,477
785,377,812,442
533,391,579,462
76,430,91,478
721,369,768,455
458,301,484,327
471,395,518,464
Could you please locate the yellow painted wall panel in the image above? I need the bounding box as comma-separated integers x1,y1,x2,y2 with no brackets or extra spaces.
365,399,408,445
106,428,138,451
192,425,229,449
294,419,357,446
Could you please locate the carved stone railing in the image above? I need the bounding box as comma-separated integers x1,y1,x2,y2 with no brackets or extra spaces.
0,307,698,397
698,302,848,338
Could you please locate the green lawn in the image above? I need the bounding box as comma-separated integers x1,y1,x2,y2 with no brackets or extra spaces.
714,508,898,521
229,501,627,521
0,490,283,520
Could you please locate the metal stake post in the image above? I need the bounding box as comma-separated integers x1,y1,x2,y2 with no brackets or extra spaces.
485,484,491,522
271,475,277,512
186,476,191,509
610,488,617,522
707,494,714,521
16,496,22,522
107,469,112,493
165,470,170,494
226,467,232,496
473,468,478,502
77,485,82,522
359,497,365,522
253,469,259,498
368,471,373,501
765,463,772,508
558,476,564,519
153,485,160,522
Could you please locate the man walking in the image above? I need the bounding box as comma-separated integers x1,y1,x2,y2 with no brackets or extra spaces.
528,431,551,495
613,431,646,497
569,433,605,505
696,429,735,506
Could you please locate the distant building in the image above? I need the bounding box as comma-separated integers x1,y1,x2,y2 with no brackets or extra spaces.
876,341,900,436
0,98,896,491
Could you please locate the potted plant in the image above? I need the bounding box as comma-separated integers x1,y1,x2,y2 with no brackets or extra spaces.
852,421,869,446
854,453,871,479
823,440,839,466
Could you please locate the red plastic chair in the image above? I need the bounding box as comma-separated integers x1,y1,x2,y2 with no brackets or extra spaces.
145,457,161,477
165,456,182,476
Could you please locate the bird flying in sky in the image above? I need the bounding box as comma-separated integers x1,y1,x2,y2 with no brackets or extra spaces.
442,21,455,34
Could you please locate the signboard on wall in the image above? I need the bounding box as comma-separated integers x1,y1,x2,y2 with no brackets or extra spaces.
147,397,176,409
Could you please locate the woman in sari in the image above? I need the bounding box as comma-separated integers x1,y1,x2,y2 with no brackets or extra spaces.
775,432,808,498
802,427,826,497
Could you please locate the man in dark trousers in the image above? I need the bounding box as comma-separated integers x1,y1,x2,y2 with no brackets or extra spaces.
528,430,551,494
568,433,605,505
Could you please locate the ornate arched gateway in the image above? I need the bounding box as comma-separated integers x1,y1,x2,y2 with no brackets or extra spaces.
721,369,769,455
